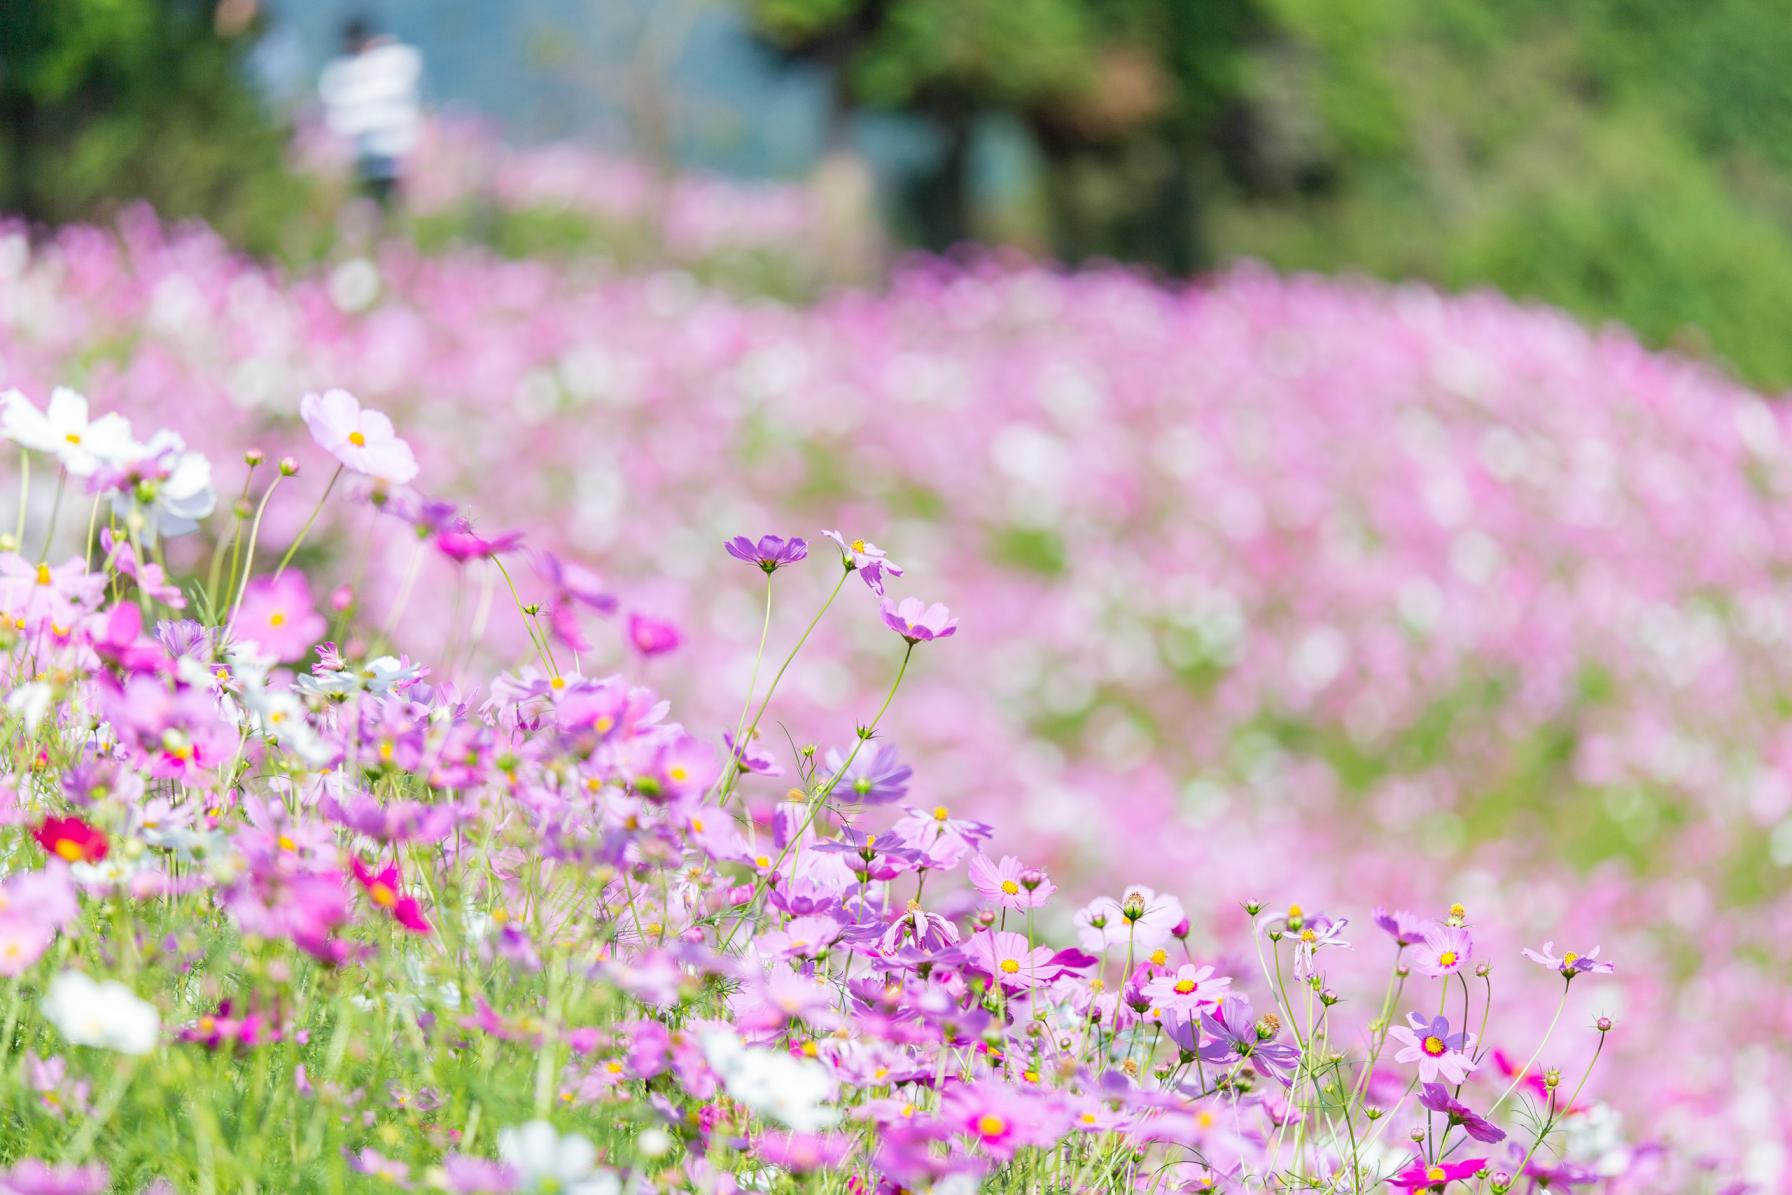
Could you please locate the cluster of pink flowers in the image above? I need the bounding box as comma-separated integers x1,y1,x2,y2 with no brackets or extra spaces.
0,198,1786,1180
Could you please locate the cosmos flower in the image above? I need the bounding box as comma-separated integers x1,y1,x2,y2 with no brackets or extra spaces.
1372,907,1430,947
1388,1155,1487,1190
1419,1083,1506,1144
822,741,912,805
495,1121,617,1195
968,854,1055,910
100,430,216,540
1389,1012,1478,1085
725,533,809,573
880,597,958,643
1143,964,1232,1015
821,530,903,595
350,857,433,934
1191,996,1299,1085
33,817,107,865
41,971,159,1055
626,612,681,656
234,572,328,662
299,388,419,484
0,387,135,477
1521,942,1615,980
1411,925,1473,979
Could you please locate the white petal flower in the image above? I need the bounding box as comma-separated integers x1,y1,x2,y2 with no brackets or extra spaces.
496,1121,618,1195
43,971,159,1054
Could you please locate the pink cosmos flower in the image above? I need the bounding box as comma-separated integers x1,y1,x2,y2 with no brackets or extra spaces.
821,531,905,595
938,1080,1070,1161
1143,963,1232,1015
1388,1155,1487,1190
298,388,419,484
880,597,957,643
0,1160,110,1195
962,930,1056,992
967,854,1054,910
0,916,54,977
234,572,328,662
1411,924,1473,979
1389,1012,1478,1084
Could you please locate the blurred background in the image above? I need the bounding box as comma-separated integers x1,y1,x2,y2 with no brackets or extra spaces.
5,2,1792,1181
8,0,1792,386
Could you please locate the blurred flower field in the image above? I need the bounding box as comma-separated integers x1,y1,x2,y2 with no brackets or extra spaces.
0,138,1785,1190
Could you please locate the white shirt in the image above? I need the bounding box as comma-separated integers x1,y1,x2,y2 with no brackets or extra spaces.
319,40,423,163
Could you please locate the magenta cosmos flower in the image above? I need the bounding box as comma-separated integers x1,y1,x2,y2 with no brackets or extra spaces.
880,597,957,644
626,612,680,656
350,856,431,934
298,389,418,485
1521,941,1615,980
1388,1156,1486,1191
234,572,328,662
967,854,1054,910
725,533,808,573
1389,1012,1478,1084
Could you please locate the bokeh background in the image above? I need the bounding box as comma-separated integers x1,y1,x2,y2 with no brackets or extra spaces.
4,1,1792,1184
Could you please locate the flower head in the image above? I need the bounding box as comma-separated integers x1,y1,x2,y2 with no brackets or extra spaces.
821,530,903,594
1411,925,1473,979
968,854,1055,910
299,389,419,484
33,817,107,865
725,533,808,573
1418,1083,1506,1144
880,597,957,644
1521,941,1614,980
42,971,159,1055
626,612,680,657
1389,1012,1478,1085
0,387,134,477
235,572,328,663
1388,1156,1487,1191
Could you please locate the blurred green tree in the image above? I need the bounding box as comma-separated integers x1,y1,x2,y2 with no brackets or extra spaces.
0,0,309,255
743,0,1792,388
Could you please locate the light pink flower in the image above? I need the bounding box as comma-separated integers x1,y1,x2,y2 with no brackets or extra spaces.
299,388,418,484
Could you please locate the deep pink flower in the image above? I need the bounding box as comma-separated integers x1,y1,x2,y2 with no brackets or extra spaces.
350,856,432,934
1388,1155,1487,1190
626,612,681,656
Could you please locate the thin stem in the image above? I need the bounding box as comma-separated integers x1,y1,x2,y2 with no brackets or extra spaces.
36,466,65,563
274,463,344,579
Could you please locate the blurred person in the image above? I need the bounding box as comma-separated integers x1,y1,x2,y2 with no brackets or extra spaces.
318,14,422,213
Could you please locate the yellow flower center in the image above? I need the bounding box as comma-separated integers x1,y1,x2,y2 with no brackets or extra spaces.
668,766,688,782
1436,950,1458,968
1426,1167,1446,1183
277,834,297,852
64,432,81,445
34,564,50,586
1174,979,1197,995
851,538,866,553
549,675,567,690
1300,929,1317,943
369,882,397,908
348,430,367,446
1562,951,1579,965
933,805,949,821
1287,903,1303,918
268,610,286,627
754,855,771,868
999,959,1020,974
1422,1035,1447,1057
1149,949,1167,966
605,1061,624,1074
53,840,84,862
690,817,705,833
976,1114,1006,1138
1000,880,1019,895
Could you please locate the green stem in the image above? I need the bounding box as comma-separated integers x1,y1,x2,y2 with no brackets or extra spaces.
274,464,343,579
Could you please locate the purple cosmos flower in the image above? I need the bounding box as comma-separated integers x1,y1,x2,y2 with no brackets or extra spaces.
435,517,526,563
1419,1082,1506,1144
723,731,783,776
1189,996,1299,1086
880,596,958,643
968,853,1055,910
1389,1012,1479,1084
1521,942,1615,980
725,533,809,573
1411,924,1473,979
1373,907,1431,947
822,741,912,805
821,530,903,595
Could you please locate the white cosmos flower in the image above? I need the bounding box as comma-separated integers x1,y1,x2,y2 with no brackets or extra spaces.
43,970,159,1054
1,387,136,477
108,430,216,540
700,1027,840,1130
495,1121,619,1195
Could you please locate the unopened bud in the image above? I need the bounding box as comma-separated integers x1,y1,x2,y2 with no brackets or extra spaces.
244,449,264,466
1475,961,1491,978
1319,987,1339,1006
1243,899,1264,917
278,457,299,476
1544,1067,1562,1090
1596,1016,1613,1033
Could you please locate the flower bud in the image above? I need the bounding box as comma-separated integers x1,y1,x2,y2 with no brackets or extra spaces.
1121,892,1147,922
1319,987,1339,1006
278,456,299,476
1596,1016,1613,1033
1475,961,1491,978
1243,899,1264,917
244,449,264,466
1544,1067,1562,1090
1019,868,1046,892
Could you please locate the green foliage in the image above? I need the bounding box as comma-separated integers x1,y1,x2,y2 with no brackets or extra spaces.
0,0,315,258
